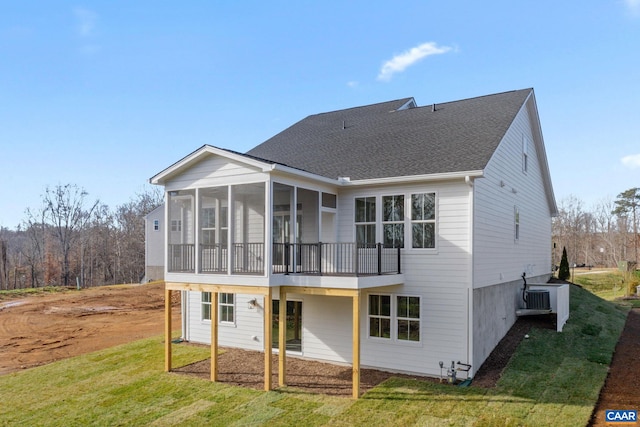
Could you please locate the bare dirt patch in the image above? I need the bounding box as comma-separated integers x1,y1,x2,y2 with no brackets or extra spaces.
0,282,181,375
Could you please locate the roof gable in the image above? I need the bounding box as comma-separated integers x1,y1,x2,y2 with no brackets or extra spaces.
247,90,533,181
150,145,273,185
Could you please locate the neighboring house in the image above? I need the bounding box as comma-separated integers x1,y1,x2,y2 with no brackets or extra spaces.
143,204,165,282
150,88,564,398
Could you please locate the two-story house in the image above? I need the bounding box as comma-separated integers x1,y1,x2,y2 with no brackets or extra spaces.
150,88,560,398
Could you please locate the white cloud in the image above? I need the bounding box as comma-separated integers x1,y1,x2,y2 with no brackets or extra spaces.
624,0,640,15
622,154,640,168
377,42,452,82
347,81,359,88
74,7,97,37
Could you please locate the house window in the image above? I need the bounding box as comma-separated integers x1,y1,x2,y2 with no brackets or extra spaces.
202,292,212,321
396,296,420,341
368,294,391,339
382,195,404,248
202,292,235,323
153,220,159,231
200,207,228,246
219,293,235,323
522,136,529,173
515,206,520,241
411,193,436,248
322,192,337,209
355,197,376,246
171,220,182,232
369,294,421,342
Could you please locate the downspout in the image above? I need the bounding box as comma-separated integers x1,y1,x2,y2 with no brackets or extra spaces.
465,175,474,377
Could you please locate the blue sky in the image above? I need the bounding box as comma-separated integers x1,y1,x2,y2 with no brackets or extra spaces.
1,1,639,229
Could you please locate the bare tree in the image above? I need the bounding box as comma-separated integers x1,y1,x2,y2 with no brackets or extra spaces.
0,228,7,290
553,195,587,267
613,187,640,265
43,184,99,287
113,187,162,283
593,197,621,266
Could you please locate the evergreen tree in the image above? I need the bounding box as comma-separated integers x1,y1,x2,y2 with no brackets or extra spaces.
558,246,570,281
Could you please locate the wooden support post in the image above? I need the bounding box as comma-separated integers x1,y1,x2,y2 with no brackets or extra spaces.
211,292,218,382
164,289,172,372
278,286,287,387
352,291,361,399
264,287,273,391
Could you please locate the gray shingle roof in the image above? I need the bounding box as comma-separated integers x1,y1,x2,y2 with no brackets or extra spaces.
246,89,532,180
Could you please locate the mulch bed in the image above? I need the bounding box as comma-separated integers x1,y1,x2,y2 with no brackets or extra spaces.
173,314,557,396
173,347,438,397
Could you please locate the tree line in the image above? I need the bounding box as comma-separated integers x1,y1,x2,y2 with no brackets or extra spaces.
0,184,162,290
553,187,639,270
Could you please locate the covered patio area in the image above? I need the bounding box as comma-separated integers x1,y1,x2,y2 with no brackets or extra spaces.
164,283,365,398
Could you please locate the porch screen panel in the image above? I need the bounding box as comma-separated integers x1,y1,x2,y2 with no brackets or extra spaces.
168,189,195,272
199,187,228,273
232,182,265,274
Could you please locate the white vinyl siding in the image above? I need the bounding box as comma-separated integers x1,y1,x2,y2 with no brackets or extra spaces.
471,99,554,371
163,154,268,192
338,182,471,376
185,291,264,351
473,99,552,288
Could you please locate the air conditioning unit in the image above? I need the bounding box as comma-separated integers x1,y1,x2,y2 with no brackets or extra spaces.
526,290,550,310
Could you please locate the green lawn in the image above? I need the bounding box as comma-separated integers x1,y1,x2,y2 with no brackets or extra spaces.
572,269,640,304
0,285,627,426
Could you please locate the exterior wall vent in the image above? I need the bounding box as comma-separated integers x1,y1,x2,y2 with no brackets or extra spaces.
526,290,550,310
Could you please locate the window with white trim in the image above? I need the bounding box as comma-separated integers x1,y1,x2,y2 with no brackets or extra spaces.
411,193,436,248
368,294,421,342
382,195,404,248
202,292,211,321
396,296,420,341
355,197,376,246
171,219,182,232
219,293,235,323
153,220,159,231
202,292,235,323
368,294,391,339
522,135,529,173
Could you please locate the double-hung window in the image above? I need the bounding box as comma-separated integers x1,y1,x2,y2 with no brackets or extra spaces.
355,197,376,246
411,193,436,249
396,296,420,341
219,293,235,323
368,295,391,338
201,292,235,323
382,195,404,248
202,292,212,320
368,294,421,342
